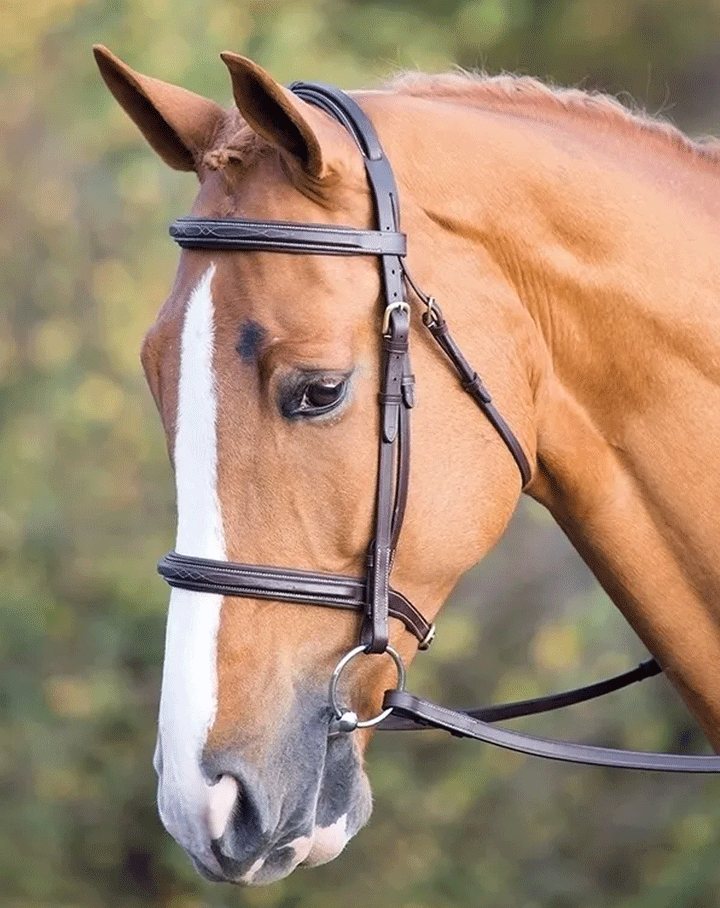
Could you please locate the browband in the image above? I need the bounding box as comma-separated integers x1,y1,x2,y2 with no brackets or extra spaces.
169,217,407,256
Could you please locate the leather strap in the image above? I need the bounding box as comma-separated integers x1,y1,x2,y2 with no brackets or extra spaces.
291,82,386,159
382,689,720,771
157,551,434,647
291,82,411,654
365,305,413,652
169,217,406,256
424,302,532,488
380,657,661,729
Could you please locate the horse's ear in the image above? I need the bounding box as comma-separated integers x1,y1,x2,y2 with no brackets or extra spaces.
93,45,225,173
220,53,342,179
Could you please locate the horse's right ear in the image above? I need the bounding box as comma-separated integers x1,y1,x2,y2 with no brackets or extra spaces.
93,45,225,172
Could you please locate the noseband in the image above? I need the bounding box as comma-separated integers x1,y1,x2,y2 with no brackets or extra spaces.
158,82,720,771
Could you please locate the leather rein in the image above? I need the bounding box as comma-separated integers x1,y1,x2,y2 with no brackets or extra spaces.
157,81,720,771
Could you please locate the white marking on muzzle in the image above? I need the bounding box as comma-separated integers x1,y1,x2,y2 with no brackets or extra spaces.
156,265,229,859
207,775,239,839
237,816,350,883
305,815,349,865
240,856,267,885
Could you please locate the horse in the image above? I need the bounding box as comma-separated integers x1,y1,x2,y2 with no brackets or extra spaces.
94,44,720,885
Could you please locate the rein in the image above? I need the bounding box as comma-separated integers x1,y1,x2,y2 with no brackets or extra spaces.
157,81,720,771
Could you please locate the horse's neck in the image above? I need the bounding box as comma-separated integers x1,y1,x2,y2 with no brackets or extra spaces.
391,95,720,743
515,115,720,743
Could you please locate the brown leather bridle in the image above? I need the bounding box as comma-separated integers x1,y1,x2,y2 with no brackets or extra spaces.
157,82,720,771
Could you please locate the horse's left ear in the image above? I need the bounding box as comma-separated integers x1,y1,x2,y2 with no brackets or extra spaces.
220,53,347,179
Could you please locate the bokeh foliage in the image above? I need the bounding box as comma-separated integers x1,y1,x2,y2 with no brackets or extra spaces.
3,2,720,906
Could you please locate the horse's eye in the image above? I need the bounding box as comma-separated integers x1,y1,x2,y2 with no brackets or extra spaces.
281,373,349,419
305,378,345,409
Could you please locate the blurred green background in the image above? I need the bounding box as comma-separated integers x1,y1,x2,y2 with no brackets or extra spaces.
3,1,720,906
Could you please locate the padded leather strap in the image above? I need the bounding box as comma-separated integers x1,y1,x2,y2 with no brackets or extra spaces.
157,551,434,646
291,82,386,160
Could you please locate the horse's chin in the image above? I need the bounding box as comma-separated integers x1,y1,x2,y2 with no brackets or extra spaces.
301,814,351,866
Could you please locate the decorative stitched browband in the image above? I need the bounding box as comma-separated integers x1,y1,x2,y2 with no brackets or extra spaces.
169,218,407,256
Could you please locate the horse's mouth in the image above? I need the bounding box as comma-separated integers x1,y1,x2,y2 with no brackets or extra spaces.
199,818,351,885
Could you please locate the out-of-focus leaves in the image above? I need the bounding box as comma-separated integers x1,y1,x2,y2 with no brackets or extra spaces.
3,2,720,907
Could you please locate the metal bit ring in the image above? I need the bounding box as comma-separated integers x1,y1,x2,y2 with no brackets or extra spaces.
329,644,406,731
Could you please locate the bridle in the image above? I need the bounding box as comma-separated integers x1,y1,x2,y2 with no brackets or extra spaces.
157,82,720,771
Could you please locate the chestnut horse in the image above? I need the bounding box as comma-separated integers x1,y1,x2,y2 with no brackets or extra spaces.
95,45,720,884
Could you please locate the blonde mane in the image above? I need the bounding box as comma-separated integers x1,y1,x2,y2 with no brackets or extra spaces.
389,71,720,168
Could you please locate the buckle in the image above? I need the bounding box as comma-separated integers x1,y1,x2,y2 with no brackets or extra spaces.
421,296,442,328
418,623,435,651
382,300,410,335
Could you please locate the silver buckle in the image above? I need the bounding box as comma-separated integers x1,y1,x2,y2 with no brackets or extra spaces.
418,623,436,651
382,300,410,335
421,296,441,328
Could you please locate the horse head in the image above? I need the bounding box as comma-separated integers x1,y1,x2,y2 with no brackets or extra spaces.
94,45,538,883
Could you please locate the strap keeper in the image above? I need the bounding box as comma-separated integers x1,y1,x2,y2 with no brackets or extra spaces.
462,373,492,403
378,391,403,404
401,373,415,408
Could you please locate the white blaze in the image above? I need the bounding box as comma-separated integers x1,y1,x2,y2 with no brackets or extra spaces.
156,265,230,859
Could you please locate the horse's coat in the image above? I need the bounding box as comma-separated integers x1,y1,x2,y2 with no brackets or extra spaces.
95,43,720,884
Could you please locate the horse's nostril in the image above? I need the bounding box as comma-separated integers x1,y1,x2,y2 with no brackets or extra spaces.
207,774,239,840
